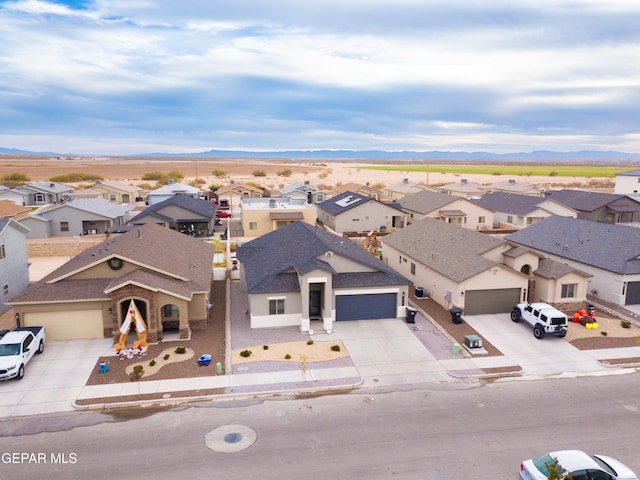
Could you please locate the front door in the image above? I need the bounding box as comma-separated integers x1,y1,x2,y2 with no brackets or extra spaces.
309,290,321,319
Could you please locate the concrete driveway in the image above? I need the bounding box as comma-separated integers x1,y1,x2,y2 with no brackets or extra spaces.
0,338,112,417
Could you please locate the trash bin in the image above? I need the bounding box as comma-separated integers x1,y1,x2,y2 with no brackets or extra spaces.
450,307,463,324
406,306,418,324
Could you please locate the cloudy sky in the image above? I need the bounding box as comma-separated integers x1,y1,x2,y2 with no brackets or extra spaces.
1,0,639,155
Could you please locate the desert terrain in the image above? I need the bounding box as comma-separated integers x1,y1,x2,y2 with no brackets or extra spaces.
0,155,615,193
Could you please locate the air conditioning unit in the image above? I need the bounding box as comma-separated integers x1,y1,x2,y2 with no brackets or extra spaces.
415,287,428,298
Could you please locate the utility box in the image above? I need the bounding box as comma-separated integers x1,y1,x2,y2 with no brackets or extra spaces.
464,335,482,349
450,307,463,324
415,287,428,298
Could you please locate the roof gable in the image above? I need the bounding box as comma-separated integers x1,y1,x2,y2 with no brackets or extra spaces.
130,195,215,223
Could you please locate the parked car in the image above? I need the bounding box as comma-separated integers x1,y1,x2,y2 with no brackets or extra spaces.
215,210,232,218
511,302,568,339
519,450,637,480
0,327,46,380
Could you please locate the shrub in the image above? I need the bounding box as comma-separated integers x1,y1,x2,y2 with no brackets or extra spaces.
331,344,341,352
211,169,226,178
252,170,267,177
277,169,292,177
240,349,252,357
50,172,104,182
621,320,632,329
284,354,291,359
129,365,144,382
150,360,156,366
263,345,269,350
163,354,170,360
175,347,186,354
307,340,314,345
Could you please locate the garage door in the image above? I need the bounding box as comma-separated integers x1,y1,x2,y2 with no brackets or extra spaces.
464,288,520,315
626,281,640,305
23,309,104,340
336,293,397,321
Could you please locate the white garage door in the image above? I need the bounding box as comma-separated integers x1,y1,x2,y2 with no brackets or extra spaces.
23,309,104,340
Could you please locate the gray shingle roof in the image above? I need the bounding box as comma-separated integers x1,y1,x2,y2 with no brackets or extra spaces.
472,192,547,215
506,216,640,274
37,197,131,219
9,223,213,304
315,191,371,216
534,257,591,280
129,195,215,223
397,190,456,214
236,221,410,294
382,217,507,282
543,189,626,212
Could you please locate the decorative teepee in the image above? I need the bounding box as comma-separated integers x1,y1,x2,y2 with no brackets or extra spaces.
114,300,149,351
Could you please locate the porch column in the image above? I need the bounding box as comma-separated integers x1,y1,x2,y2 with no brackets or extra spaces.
300,279,310,333
322,282,333,333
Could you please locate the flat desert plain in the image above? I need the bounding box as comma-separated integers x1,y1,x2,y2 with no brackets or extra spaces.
0,155,614,191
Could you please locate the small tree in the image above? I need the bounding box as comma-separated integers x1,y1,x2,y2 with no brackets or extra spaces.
546,457,572,480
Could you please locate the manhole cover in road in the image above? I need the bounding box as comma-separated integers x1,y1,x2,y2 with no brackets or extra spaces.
205,424,257,453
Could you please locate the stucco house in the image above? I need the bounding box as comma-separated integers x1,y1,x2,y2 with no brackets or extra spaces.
0,199,30,221
481,179,544,197
316,191,407,234
506,216,640,307
91,180,143,203
8,223,214,341
235,221,411,333
0,181,74,206
544,189,640,224
146,182,202,206
333,182,392,203
614,169,640,194
216,183,264,217
278,182,326,204
472,192,577,229
19,197,132,238
430,179,484,199
397,190,494,231
383,179,426,201
381,218,529,314
0,218,30,319
240,197,317,237
128,195,216,237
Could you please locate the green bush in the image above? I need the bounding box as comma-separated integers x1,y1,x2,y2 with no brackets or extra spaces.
240,349,252,357
129,365,144,382
252,170,267,177
175,347,186,354
277,169,292,177
284,354,291,359
263,345,269,350
50,172,103,182
331,344,341,352
307,340,314,345
150,360,156,366
163,354,170,360
621,320,632,328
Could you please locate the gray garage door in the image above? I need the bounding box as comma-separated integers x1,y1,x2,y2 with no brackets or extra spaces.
626,281,640,305
336,293,397,321
464,288,520,315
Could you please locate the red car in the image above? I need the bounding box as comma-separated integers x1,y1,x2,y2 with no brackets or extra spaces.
215,210,232,218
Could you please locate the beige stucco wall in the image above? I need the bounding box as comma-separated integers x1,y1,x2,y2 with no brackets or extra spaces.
534,271,588,305
329,201,404,233
240,206,316,237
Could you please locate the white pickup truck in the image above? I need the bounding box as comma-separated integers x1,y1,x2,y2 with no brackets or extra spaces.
511,302,568,339
0,327,46,380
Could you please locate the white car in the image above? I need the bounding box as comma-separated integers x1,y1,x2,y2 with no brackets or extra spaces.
519,450,637,480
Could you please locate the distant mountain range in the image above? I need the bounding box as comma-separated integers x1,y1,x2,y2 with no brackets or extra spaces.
2,147,640,162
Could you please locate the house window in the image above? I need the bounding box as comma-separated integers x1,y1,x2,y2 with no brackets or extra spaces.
162,304,179,318
561,283,577,298
249,222,257,230
35,193,45,203
275,221,289,229
60,221,70,232
595,214,603,222
3,284,8,296
507,215,513,224
410,262,416,275
109,194,117,201
269,298,285,315
526,217,533,225
398,255,402,264
478,216,485,224
371,193,378,199
0,244,5,260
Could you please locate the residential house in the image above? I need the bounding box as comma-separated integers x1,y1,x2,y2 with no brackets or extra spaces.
19,198,132,238
0,218,30,318
472,192,577,229
240,197,317,237
506,216,640,307
216,183,264,217
614,169,640,195
381,218,529,314
128,195,216,237
481,179,545,197
0,200,30,221
279,181,326,204
0,181,74,206
91,180,143,203
429,178,484,199
235,221,411,332
333,182,392,203
397,190,494,231
383,179,426,201
316,191,407,234
544,189,640,224
8,223,214,341
146,182,202,206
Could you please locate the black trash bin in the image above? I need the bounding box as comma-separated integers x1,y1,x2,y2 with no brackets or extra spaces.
406,306,418,324
450,307,463,324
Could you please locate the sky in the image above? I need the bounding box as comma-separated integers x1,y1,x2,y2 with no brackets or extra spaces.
0,0,639,156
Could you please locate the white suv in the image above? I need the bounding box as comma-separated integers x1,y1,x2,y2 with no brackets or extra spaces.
511,302,568,339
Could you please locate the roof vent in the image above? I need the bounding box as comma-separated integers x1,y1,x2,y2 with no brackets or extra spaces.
50,183,55,187
461,179,467,184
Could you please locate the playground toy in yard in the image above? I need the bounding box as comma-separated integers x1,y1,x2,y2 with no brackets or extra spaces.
572,304,598,329
198,354,212,366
